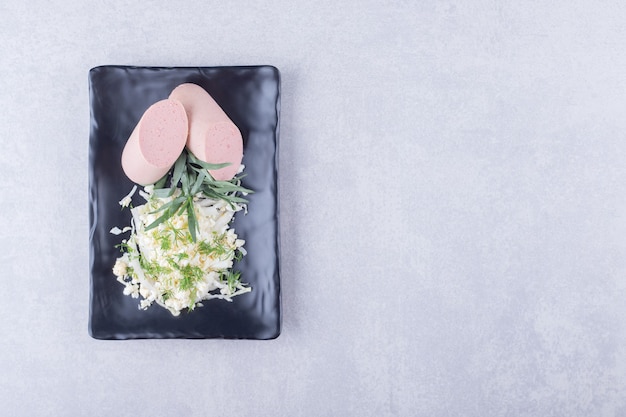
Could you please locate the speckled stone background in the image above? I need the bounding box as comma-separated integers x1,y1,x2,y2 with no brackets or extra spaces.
2,1,626,416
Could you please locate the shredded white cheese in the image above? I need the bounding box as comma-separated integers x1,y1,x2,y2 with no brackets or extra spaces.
118,185,137,207
111,188,250,316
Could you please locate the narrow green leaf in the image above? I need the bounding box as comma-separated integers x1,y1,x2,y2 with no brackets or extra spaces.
144,211,172,231
191,170,207,195
211,182,253,194
187,202,197,242
149,196,185,214
200,186,223,200
176,201,188,216
187,151,232,170
152,188,173,198
180,170,190,194
154,174,168,189
189,161,231,171
170,152,187,189
223,195,248,203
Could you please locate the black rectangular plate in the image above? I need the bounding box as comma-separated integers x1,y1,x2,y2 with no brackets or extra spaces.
88,65,281,339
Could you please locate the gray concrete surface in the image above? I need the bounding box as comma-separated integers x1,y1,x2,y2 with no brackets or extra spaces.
1,1,626,415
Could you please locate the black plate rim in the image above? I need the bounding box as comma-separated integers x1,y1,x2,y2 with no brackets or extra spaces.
88,65,282,340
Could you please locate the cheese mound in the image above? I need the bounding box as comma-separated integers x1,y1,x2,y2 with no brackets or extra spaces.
111,186,250,316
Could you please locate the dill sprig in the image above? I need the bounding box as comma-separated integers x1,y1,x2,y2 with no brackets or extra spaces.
144,149,252,241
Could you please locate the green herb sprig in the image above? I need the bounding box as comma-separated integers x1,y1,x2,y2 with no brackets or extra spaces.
144,150,252,241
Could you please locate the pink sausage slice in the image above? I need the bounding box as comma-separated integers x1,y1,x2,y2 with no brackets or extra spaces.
169,83,243,181
121,99,188,185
